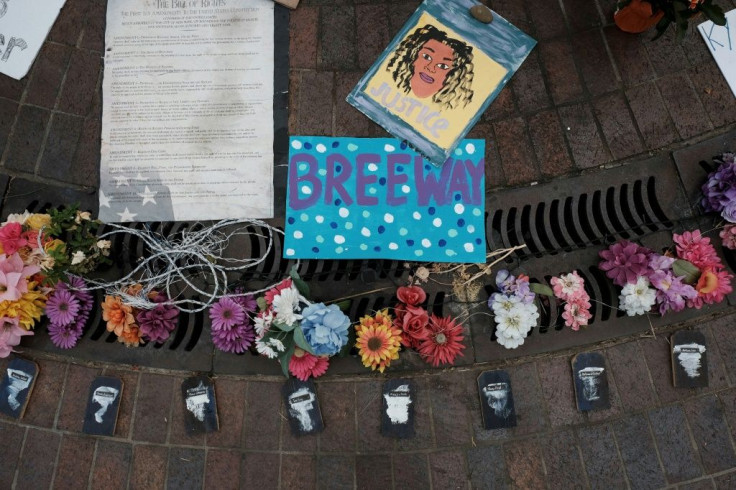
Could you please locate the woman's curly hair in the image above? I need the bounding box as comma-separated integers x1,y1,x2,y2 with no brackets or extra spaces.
386,24,475,111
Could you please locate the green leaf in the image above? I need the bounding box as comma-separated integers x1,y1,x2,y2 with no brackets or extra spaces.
279,338,296,378
256,297,268,312
700,2,726,24
529,283,555,297
273,320,296,332
289,265,311,298
332,300,353,312
338,324,356,358
293,326,314,354
672,259,701,284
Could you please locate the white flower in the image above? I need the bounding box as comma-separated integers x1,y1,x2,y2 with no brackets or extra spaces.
269,338,285,352
254,310,273,337
96,239,111,250
494,302,538,341
256,339,278,359
619,276,657,316
490,293,521,315
75,211,91,224
496,330,525,349
71,250,86,265
271,285,304,326
1,211,30,226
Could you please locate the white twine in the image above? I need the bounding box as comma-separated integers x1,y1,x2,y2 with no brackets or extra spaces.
74,219,298,313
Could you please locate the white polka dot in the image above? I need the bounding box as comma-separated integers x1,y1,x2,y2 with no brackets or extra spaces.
402,185,411,193
448,229,458,237
421,238,431,248
433,218,442,227
334,235,345,244
446,249,457,257
315,215,324,223
291,140,302,150
361,227,371,237
298,163,308,171
413,211,421,220
286,248,295,256
318,169,327,176
362,210,370,218
368,163,378,172
300,213,309,222
316,235,324,243
369,188,377,194
389,242,399,250
464,243,474,252
384,213,394,223
473,208,482,217
316,143,327,153
360,244,368,251
293,231,303,239
301,185,312,195
415,250,424,257
384,144,395,152
454,148,462,156
465,143,476,154
467,225,476,233
454,203,465,214
347,143,359,152
339,207,349,218
398,228,407,237
335,246,344,254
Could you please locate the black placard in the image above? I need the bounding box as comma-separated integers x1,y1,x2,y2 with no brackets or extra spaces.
83,376,124,436
671,330,708,388
381,379,415,439
181,375,219,434
572,352,610,412
0,357,38,420
477,370,516,430
283,378,323,436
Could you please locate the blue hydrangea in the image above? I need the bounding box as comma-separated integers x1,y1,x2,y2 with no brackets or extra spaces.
300,302,350,356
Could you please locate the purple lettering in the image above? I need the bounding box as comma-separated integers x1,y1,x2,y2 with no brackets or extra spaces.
465,158,484,205
414,156,452,206
448,159,471,203
386,154,409,206
355,153,379,205
325,154,354,205
288,153,321,210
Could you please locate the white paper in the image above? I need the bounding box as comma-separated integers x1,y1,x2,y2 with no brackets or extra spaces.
100,0,274,222
699,9,736,98
0,0,66,80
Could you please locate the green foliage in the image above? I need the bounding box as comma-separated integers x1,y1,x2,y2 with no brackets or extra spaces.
529,283,555,297
672,259,701,284
289,265,310,297
647,0,726,42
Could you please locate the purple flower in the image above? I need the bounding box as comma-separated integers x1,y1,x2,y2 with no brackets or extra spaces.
494,270,535,303
231,293,257,313
722,201,736,224
48,322,82,349
649,270,697,315
599,240,652,287
212,323,256,353
137,293,179,343
209,297,245,330
46,289,81,327
648,254,675,272
701,154,736,212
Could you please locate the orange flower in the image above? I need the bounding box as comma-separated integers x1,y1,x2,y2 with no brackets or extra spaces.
355,308,393,334
102,295,136,336
117,324,142,347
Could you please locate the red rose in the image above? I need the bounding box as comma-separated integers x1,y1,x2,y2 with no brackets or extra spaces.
400,305,429,348
0,222,27,255
396,285,427,307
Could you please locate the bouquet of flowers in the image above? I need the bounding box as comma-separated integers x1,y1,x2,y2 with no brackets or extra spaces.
103,284,179,347
701,153,736,251
550,271,593,330
599,231,732,316
487,270,540,349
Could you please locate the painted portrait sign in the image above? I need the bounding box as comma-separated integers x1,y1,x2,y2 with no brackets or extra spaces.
347,0,536,166
284,136,486,263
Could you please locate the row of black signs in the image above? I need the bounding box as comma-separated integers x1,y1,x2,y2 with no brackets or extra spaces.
0,330,708,436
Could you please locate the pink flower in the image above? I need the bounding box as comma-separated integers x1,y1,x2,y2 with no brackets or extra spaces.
551,271,585,301
288,350,329,381
673,230,722,270
396,285,427,307
687,267,733,308
599,241,651,287
0,317,33,358
561,299,592,331
720,224,736,250
264,278,292,306
0,222,27,255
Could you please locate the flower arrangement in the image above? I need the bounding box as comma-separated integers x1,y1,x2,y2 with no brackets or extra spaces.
599,232,732,316
550,271,592,330
702,153,736,251
487,270,540,349
614,0,725,42
102,284,179,347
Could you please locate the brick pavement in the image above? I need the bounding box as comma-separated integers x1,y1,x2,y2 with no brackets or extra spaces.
0,0,736,487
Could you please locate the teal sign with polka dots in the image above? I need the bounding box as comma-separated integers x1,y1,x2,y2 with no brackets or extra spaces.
284,136,486,263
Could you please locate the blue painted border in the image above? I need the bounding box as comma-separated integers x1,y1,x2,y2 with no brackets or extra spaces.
346,0,536,167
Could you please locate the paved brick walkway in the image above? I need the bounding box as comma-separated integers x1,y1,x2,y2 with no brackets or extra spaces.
0,0,736,488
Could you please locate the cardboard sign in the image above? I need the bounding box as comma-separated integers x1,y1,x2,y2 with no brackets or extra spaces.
477,370,516,430
182,375,219,434
283,378,324,436
284,136,486,262
699,10,736,98
381,379,415,438
346,0,535,166
572,352,610,412
0,358,38,419
671,330,708,388
83,376,123,436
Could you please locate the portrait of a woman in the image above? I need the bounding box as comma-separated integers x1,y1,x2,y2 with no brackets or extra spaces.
386,24,475,111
